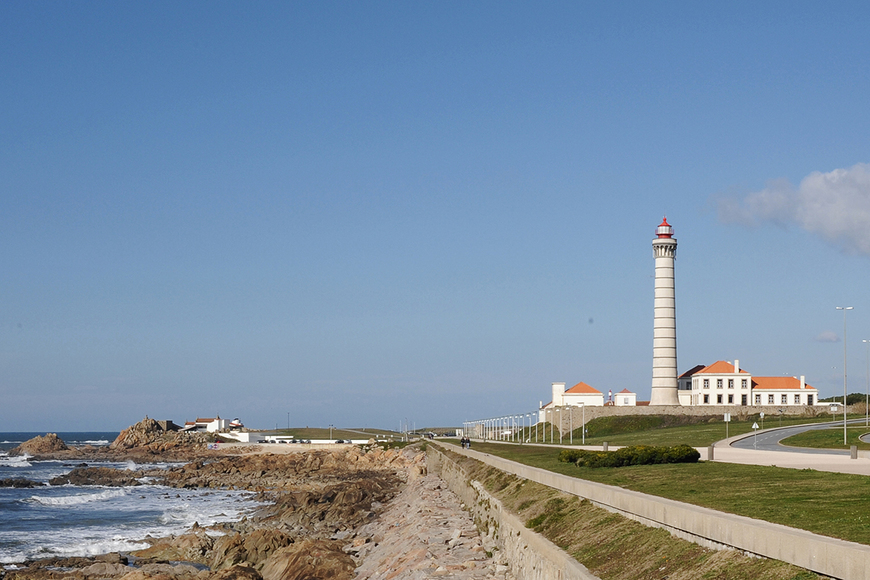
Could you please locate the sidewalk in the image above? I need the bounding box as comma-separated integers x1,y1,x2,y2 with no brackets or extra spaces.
707,435,870,476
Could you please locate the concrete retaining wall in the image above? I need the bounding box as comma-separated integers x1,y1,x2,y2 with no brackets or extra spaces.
427,445,599,580
442,443,870,580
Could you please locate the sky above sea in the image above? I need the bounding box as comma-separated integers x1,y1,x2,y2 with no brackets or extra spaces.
2,2,870,432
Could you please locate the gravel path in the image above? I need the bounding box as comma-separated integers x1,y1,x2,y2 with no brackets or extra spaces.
348,472,515,580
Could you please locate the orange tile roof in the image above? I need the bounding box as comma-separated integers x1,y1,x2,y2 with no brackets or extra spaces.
565,381,602,395
752,377,816,391
697,361,748,374
618,388,634,394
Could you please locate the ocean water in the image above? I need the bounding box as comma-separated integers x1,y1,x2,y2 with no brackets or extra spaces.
0,432,264,565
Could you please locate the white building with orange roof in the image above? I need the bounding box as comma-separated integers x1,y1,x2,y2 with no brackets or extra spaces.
181,417,229,432
538,381,614,421
751,376,818,407
682,359,819,407
614,388,637,407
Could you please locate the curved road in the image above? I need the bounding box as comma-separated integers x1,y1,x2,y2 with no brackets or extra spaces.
730,418,869,454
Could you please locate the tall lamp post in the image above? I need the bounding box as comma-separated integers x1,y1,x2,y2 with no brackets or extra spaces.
864,339,870,428
836,306,853,446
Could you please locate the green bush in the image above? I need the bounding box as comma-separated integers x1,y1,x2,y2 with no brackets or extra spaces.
565,444,700,468
558,449,584,463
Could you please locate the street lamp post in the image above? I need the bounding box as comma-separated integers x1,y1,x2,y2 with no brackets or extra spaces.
549,409,553,443
581,403,586,445
837,306,853,446
863,339,870,428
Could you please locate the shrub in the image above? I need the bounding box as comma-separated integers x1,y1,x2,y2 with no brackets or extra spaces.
569,444,700,468
558,449,584,463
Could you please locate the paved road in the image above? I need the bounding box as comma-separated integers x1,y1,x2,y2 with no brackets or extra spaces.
730,418,870,455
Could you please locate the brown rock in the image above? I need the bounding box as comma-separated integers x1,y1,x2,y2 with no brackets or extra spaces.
199,565,262,580
131,530,215,564
10,433,69,456
259,540,354,580
210,530,295,571
80,562,130,578
49,467,143,487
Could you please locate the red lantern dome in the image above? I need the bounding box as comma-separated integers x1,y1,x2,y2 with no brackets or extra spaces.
656,217,673,238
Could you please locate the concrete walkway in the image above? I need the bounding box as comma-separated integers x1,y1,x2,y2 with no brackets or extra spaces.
710,444,870,475
709,432,870,476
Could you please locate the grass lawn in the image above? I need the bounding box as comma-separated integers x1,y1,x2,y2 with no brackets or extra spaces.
511,415,846,447
457,440,870,545
779,425,870,450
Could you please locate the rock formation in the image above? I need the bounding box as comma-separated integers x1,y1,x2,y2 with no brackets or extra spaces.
110,417,212,454
9,433,68,456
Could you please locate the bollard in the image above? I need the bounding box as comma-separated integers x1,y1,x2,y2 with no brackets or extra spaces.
708,445,714,461
602,442,608,452
851,445,858,459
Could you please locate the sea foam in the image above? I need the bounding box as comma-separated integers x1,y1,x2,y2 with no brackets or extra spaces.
28,488,130,506
0,455,32,468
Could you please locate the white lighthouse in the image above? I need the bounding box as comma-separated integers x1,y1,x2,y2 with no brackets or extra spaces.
650,217,680,406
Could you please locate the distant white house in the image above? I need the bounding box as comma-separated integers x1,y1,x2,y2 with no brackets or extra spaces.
182,417,229,433
613,388,637,407
539,381,609,421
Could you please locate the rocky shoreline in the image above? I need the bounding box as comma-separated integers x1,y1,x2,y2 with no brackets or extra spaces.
1,423,511,580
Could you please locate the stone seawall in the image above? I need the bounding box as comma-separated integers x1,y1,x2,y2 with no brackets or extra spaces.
426,444,599,580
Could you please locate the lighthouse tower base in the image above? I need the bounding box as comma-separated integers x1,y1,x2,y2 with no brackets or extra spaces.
650,385,680,406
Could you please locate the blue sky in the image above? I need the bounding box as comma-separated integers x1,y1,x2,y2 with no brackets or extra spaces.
2,2,870,431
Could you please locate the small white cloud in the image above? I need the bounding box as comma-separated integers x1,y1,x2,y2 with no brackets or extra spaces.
815,331,839,343
716,163,870,255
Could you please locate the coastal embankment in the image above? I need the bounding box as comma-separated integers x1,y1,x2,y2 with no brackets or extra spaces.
1,422,522,580
2,421,838,580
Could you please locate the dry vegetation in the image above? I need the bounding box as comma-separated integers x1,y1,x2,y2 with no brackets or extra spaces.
439,447,822,580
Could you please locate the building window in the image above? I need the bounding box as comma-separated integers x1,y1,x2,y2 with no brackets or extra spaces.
717,379,723,389
781,394,788,404
742,379,748,389
728,379,734,389
741,394,747,406
703,394,709,404
717,394,723,404
728,394,734,404
794,394,800,404
808,395,814,405
703,379,709,389
768,394,774,404
755,393,761,404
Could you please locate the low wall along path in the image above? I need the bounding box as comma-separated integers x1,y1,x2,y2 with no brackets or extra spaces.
435,442,870,580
